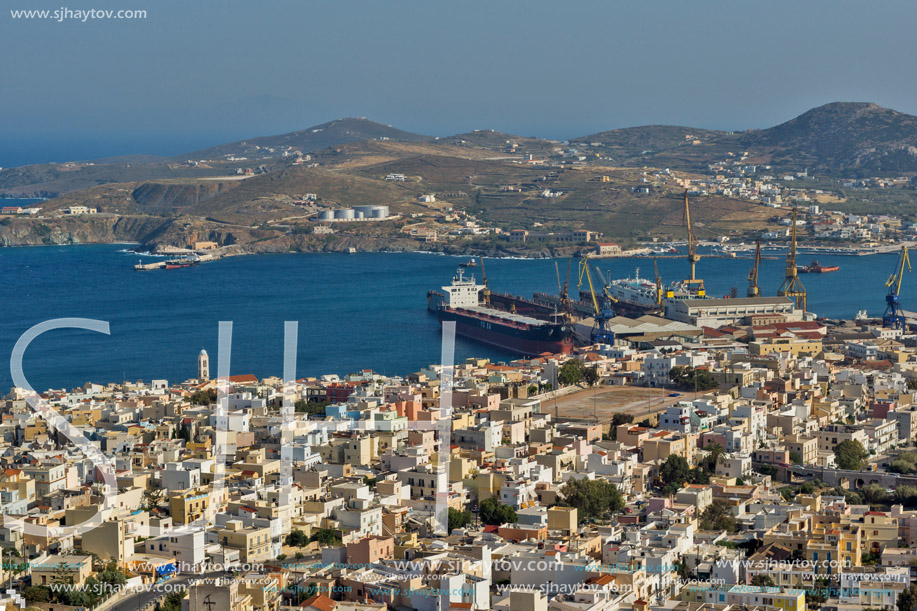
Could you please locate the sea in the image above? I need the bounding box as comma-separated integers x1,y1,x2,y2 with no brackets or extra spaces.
0,233,908,391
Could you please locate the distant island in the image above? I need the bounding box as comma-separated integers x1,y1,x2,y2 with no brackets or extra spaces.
2,102,917,256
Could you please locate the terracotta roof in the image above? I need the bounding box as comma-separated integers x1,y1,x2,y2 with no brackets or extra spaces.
300,595,336,611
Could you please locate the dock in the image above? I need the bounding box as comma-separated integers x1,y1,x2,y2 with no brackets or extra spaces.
134,261,166,271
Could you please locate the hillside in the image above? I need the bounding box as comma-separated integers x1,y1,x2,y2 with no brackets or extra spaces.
179,118,431,161
739,102,917,174
571,125,727,164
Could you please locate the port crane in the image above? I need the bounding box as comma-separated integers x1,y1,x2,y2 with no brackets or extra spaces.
653,257,664,305
577,259,615,344
777,207,807,310
683,190,705,295
747,240,762,297
553,260,574,323
478,256,492,306
883,245,911,330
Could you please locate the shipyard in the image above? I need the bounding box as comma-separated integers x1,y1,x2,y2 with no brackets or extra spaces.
8,1,917,610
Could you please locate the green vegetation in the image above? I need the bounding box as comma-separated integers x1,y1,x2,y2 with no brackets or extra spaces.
560,478,625,520
188,389,217,405
285,528,309,547
479,497,518,526
750,575,775,587
888,451,917,474
898,583,917,611
448,508,473,531
669,366,718,391
700,499,737,532
155,588,187,611
295,399,328,416
309,528,342,546
834,439,868,470
558,359,586,386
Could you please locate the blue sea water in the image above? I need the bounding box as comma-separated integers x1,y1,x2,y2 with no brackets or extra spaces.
0,244,907,391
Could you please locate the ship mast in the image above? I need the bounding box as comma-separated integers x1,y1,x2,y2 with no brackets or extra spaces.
777,206,807,310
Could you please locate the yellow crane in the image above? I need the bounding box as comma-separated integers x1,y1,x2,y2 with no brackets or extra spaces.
777,207,807,310
653,257,664,305
683,190,705,295
747,240,762,297
883,245,911,329
577,259,614,344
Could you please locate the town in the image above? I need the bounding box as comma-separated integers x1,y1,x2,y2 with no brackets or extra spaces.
2,277,917,611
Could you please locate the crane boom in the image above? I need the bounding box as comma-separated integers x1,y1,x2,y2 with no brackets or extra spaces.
777,207,806,310
883,245,911,329
747,240,762,297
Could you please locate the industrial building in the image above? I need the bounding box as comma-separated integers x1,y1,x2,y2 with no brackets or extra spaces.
664,296,802,327
316,205,390,222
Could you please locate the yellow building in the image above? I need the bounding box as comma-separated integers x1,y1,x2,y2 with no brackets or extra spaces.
216,520,272,563
749,337,822,357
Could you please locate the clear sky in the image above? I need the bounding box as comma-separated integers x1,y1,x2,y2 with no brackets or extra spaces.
3,0,917,165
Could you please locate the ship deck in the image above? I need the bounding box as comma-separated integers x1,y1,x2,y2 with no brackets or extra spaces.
456,305,556,327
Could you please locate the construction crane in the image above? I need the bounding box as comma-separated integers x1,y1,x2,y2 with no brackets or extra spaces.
577,259,614,344
883,245,911,329
653,257,664,305
777,207,807,311
683,190,705,295
747,240,762,297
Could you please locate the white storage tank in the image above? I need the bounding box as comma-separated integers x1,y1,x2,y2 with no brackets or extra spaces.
353,205,374,216
354,211,364,219
318,210,334,221
370,205,389,219
334,208,355,220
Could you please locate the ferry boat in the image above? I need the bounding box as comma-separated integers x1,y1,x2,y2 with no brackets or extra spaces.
427,269,573,355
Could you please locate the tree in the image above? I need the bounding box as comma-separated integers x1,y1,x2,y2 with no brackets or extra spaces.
789,451,802,465
700,499,737,533
188,389,216,405
309,528,341,546
448,508,473,531
583,366,600,387
156,588,187,611
703,443,726,472
285,529,309,547
479,497,517,526
894,485,917,509
142,487,164,512
669,366,718,391
23,586,52,604
898,583,917,611
751,575,775,587
659,455,691,487
560,479,625,520
860,483,889,506
834,440,868,470
558,359,585,386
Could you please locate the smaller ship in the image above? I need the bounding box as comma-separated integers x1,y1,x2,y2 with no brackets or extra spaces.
164,257,199,269
796,259,839,274
459,259,478,268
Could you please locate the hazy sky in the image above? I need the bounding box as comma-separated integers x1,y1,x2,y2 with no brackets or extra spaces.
3,0,917,165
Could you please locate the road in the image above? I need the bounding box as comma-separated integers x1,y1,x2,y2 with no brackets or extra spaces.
107,571,225,611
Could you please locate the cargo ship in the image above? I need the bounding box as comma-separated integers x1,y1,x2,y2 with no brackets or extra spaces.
797,259,839,273
428,269,574,355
